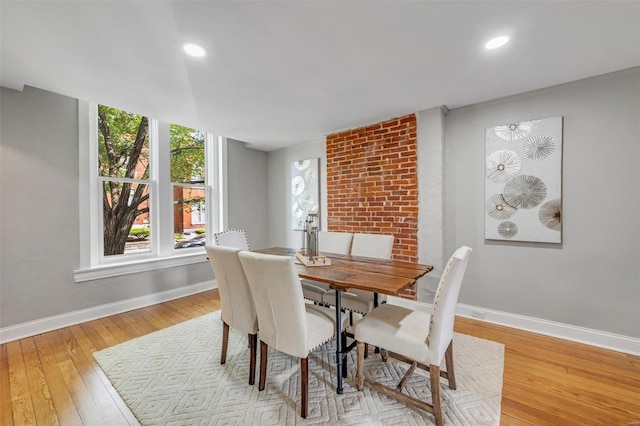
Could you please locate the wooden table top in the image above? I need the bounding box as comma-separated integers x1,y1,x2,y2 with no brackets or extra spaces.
256,247,433,296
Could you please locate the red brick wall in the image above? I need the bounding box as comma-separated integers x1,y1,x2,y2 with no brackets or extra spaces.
326,114,418,299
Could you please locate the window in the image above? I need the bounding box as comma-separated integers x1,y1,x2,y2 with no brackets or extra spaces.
97,106,152,256
170,124,207,249
75,102,227,282
190,201,206,225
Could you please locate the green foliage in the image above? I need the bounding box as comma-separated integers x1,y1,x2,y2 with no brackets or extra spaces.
98,105,208,255
175,233,185,240
195,229,206,234
129,228,150,240
98,105,149,179
170,124,205,183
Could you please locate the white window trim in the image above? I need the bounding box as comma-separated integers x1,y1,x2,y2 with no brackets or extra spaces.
75,101,226,282
216,135,228,231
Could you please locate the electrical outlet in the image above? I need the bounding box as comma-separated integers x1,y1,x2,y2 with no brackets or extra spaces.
471,310,486,320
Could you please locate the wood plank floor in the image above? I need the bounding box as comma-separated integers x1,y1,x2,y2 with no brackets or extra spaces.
2,289,639,425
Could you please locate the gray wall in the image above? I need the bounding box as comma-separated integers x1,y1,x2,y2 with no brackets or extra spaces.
0,86,268,328
227,139,269,249
445,69,640,337
266,69,640,339
267,141,326,248
3,70,638,339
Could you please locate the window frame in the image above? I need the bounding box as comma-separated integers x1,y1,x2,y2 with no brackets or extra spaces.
75,102,227,282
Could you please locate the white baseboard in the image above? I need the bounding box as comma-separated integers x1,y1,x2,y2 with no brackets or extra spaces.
455,303,640,356
387,296,640,356
4,284,638,357
0,280,217,344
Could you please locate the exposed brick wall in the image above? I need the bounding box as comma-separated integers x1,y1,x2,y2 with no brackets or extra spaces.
326,114,418,299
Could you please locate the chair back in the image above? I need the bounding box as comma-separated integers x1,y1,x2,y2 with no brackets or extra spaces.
351,233,394,259
238,251,309,358
205,245,258,334
427,246,472,362
319,231,353,255
214,229,250,250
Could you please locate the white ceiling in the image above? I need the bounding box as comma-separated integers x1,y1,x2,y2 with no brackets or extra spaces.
2,1,639,151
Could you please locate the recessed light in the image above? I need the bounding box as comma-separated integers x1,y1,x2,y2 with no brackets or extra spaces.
485,36,509,50
183,43,206,57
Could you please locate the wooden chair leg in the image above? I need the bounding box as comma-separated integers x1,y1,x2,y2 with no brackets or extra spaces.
301,357,308,418
341,331,348,378
430,364,443,426
380,348,388,362
220,321,229,364
259,341,268,391
248,334,257,385
355,341,364,391
445,341,456,390
396,362,417,392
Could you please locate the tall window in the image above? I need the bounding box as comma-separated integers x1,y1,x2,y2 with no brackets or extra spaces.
76,102,226,281
90,104,220,261
97,106,152,256
170,124,207,249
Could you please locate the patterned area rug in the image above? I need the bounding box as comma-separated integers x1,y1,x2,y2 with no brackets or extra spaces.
94,311,504,425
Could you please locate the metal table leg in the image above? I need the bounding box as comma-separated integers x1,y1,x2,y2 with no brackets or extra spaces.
335,289,343,394
374,292,380,354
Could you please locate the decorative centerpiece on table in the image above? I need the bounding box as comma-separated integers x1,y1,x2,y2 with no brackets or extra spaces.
296,213,331,266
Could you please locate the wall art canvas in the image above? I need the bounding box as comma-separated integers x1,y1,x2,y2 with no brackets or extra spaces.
485,116,563,243
291,158,320,230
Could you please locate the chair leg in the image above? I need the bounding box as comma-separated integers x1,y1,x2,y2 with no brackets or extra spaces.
355,341,364,391
396,362,417,392
259,341,268,391
220,321,229,364
301,357,308,418
341,330,348,378
380,348,388,362
248,334,257,385
430,364,443,426
364,343,369,359
445,341,456,390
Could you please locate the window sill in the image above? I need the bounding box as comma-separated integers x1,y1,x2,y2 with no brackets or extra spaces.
74,252,209,283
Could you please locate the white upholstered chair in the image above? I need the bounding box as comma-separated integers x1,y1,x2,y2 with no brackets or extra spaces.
301,231,354,303
354,246,473,426
323,233,394,315
214,229,250,250
238,251,347,418
205,245,259,385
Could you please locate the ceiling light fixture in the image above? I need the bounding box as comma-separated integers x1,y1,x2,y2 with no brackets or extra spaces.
183,43,206,57
485,36,509,50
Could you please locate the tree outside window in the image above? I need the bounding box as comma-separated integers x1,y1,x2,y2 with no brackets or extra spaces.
97,106,210,256
170,124,206,248
98,106,150,256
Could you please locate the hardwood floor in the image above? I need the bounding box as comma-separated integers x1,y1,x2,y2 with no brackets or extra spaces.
2,290,639,425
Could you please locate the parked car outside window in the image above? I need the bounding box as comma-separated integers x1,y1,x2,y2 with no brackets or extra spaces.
175,234,206,249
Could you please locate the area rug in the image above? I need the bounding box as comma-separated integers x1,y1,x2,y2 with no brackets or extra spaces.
94,311,504,425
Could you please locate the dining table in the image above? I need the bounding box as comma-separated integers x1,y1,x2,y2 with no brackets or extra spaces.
256,247,433,394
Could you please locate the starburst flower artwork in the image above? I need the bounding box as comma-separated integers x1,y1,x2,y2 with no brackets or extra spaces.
503,175,547,209
485,194,517,220
497,221,518,239
291,158,320,230
486,150,522,183
523,135,555,160
493,120,539,141
539,199,562,231
485,116,563,243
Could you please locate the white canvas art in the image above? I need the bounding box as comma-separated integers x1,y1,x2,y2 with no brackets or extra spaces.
291,158,319,230
485,116,563,243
